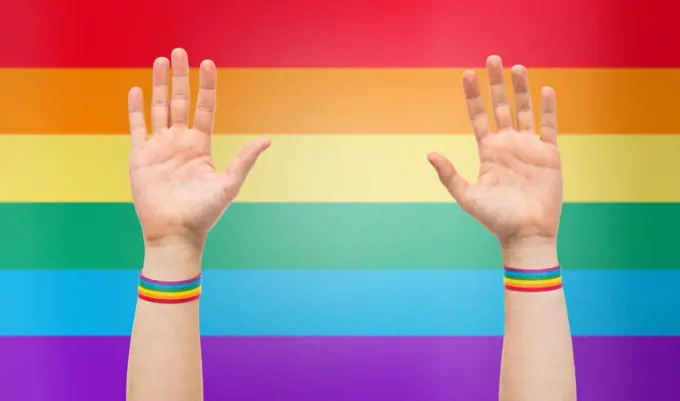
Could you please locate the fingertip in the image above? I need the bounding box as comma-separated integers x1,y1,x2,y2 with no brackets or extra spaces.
153,57,170,68
426,154,467,201
198,59,218,89
243,138,272,158
541,86,557,111
256,139,272,156
128,87,143,108
485,55,505,84
541,86,556,98
171,48,189,72
200,59,216,72
461,71,481,97
462,70,477,81
510,64,527,76
427,153,439,172
510,65,529,91
152,57,170,86
486,55,503,69
462,70,478,85
427,152,453,174
171,48,187,60
128,86,142,97
427,152,441,164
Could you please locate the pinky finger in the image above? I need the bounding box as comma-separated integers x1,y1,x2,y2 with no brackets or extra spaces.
128,87,148,149
540,86,558,145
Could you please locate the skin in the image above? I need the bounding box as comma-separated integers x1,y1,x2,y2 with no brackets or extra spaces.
125,48,270,401
428,55,576,401
125,49,575,400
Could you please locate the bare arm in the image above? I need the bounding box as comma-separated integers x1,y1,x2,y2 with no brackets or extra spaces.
429,55,576,401
127,243,204,401
125,48,269,401
500,242,575,401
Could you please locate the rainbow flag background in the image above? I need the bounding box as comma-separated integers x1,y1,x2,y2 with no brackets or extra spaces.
1,0,679,399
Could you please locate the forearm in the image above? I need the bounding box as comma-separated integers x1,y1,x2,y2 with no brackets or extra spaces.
126,242,204,401
499,241,576,401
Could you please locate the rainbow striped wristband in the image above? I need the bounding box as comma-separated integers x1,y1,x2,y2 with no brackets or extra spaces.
503,266,562,292
138,273,202,304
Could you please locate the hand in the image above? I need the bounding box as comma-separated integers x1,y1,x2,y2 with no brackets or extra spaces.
428,55,562,249
127,48,270,248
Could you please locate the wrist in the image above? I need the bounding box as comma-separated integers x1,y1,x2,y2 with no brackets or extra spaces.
143,231,206,249
501,237,558,270
142,239,204,281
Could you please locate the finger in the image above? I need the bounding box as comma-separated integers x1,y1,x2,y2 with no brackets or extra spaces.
193,59,217,135
170,48,191,128
127,87,147,149
427,152,469,203
540,86,558,144
510,65,534,133
462,70,491,143
486,55,514,132
150,57,170,134
225,138,272,190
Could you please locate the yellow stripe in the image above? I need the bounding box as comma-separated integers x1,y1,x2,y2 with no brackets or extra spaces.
138,287,202,299
0,134,677,202
504,277,563,287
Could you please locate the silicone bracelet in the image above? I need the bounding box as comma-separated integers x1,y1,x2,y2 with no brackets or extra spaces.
503,266,562,292
138,273,202,304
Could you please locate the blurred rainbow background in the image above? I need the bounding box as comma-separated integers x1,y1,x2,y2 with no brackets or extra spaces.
0,0,679,399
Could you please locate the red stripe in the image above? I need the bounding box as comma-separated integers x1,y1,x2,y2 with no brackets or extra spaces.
138,294,201,304
1,0,678,67
505,284,564,293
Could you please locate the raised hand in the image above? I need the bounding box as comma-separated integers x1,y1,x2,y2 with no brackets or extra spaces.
127,48,270,248
428,55,562,249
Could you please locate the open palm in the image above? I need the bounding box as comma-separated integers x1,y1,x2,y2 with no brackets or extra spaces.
127,48,269,246
428,56,562,247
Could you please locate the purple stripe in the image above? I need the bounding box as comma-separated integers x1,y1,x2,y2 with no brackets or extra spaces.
504,265,561,273
140,273,202,285
0,336,675,400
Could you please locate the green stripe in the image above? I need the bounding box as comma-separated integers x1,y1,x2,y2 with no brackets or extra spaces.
504,271,562,280
138,280,201,292
0,202,677,270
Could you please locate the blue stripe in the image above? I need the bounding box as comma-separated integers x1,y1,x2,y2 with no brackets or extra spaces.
504,270,561,279
1,269,677,336
139,279,201,292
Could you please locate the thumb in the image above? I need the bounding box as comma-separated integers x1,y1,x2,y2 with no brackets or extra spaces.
224,138,271,193
427,152,469,203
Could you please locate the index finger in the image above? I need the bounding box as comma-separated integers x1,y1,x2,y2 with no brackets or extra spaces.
193,59,217,135
128,87,147,150
540,86,558,144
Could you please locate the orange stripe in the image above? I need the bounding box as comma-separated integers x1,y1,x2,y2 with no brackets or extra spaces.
1,68,677,134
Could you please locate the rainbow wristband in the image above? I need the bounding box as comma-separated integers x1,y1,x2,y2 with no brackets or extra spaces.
503,266,562,292
138,273,202,304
